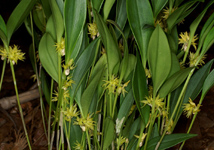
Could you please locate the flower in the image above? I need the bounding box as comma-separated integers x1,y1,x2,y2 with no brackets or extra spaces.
116,80,130,97
88,22,98,39
74,114,95,131
74,141,84,150
52,90,59,101
162,7,177,20
0,46,7,60
179,32,198,51
145,68,151,78
62,76,75,90
141,95,164,111
55,38,65,56
6,45,25,64
62,104,79,122
189,52,206,67
103,75,119,94
62,59,75,75
183,98,201,118
116,136,127,147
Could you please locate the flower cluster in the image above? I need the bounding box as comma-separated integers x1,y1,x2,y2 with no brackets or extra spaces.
88,22,99,40
103,75,130,97
141,95,164,112
183,98,201,118
178,32,198,51
189,52,206,67
62,76,75,90
55,38,65,56
74,114,95,132
63,59,75,75
0,45,25,64
116,136,128,148
62,104,79,122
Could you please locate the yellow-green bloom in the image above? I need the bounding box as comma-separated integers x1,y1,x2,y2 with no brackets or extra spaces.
162,7,177,20
55,38,65,56
0,46,7,60
116,136,127,147
73,141,84,150
116,80,130,97
183,98,201,118
6,45,25,64
52,90,59,102
74,114,95,131
62,104,79,122
63,59,75,75
179,32,198,51
189,52,206,67
62,76,75,90
103,75,119,94
145,68,151,78
141,95,164,111
88,22,98,39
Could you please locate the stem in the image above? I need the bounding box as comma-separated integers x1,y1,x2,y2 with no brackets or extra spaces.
0,59,6,91
86,130,92,150
10,62,32,150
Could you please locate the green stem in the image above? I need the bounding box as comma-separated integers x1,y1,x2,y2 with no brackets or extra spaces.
0,59,6,91
10,62,32,150
86,130,92,150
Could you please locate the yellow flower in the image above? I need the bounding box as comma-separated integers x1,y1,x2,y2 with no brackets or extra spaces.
116,80,130,97
62,104,79,122
179,32,198,51
52,90,59,101
7,45,25,65
165,119,173,134
30,74,37,82
73,141,84,150
145,68,151,78
0,46,7,60
183,98,201,118
103,75,119,94
141,95,164,110
129,105,136,116
62,76,75,90
88,22,98,39
62,59,75,75
55,38,65,56
74,114,95,131
162,7,177,20
116,136,127,147
189,52,206,67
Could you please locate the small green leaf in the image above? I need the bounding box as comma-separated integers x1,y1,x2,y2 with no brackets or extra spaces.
148,25,171,96
64,0,86,63
146,133,197,150
132,53,149,124
6,0,37,42
95,11,120,76
39,33,59,82
127,0,154,67
103,117,116,149
103,0,116,20
159,67,192,98
0,15,8,46
46,16,56,41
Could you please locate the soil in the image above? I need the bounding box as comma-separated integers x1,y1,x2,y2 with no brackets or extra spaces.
0,1,214,150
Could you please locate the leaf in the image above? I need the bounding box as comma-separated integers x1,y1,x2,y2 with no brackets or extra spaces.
92,0,104,12
103,0,116,20
70,30,83,61
167,52,180,78
64,0,86,63
159,67,192,98
46,15,56,41
32,6,46,33
128,117,141,140
148,25,171,96
146,133,197,150
71,38,100,103
103,117,116,149
0,15,8,46
38,33,59,82
151,0,168,19
49,0,64,42
6,0,37,42
95,11,120,76
41,0,51,19
80,69,104,118
132,53,149,124
127,0,154,67
202,69,214,98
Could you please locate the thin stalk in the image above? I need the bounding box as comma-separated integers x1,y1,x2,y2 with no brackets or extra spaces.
0,59,6,91
10,62,32,150
86,130,92,150
48,79,54,150
29,12,47,138
101,95,107,149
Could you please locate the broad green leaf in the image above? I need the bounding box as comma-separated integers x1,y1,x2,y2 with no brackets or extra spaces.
117,91,134,120
70,38,100,103
64,0,86,63
33,5,46,33
146,134,197,150
41,0,51,19
103,0,116,20
6,0,37,42
115,0,127,38
46,16,56,41
127,0,154,67
121,112,135,138
151,0,168,19
132,53,149,124
0,15,8,46
167,53,180,78
182,59,214,104
39,33,59,82
92,0,104,12
80,69,104,118
49,0,64,42
123,54,136,81
128,117,141,140
70,30,83,61
148,25,171,96
159,67,192,98
202,69,214,98
95,11,120,76
103,117,116,149
56,0,64,16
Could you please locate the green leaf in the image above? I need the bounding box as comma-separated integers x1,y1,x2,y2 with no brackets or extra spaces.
202,69,214,98
167,53,180,78
64,0,86,63
6,0,37,42
70,30,83,61
132,53,149,124
146,134,197,150
92,0,104,12
103,0,116,20
151,0,168,19
103,117,116,149
41,0,51,19
39,33,59,82
148,25,171,96
95,11,120,76
32,5,46,33
159,67,192,98
128,117,141,140
80,68,104,118
71,38,100,103
123,54,136,81
0,15,8,46
46,15,56,41
49,0,64,42
127,0,154,67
